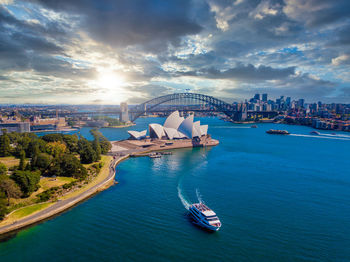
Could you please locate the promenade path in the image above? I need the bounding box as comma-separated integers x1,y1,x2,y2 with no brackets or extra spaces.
0,155,128,235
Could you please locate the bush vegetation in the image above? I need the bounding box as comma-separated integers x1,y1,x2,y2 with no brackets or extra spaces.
0,129,111,220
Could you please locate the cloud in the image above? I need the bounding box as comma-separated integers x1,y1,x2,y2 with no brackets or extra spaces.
28,0,202,51
175,63,296,81
0,0,349,104
332,54,350,66
283,0,350,27
127,84,174,103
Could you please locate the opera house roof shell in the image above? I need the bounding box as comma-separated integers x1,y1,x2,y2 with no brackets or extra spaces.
128,111,208,140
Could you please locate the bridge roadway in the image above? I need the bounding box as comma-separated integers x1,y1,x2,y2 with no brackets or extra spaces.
41,109,279,118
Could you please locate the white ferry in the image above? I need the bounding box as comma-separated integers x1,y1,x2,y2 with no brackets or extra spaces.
189,203,221,231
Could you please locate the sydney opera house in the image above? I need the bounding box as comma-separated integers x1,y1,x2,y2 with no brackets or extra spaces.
127,111,208,140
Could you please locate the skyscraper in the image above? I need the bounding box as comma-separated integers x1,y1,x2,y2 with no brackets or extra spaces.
298,99,305,108
254,93,260,100
262,93,267,102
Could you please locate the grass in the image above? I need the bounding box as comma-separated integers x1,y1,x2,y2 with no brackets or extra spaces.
40,176,76,191
1,155,113,225
9,176,76,206
0,156,20,168
0,202,54,226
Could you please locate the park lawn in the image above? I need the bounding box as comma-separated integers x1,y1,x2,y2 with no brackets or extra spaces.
60,155,112,200
40,176,76,191
9,176,76,206
0,156,20,168
0,202,54,226
1,155,112,225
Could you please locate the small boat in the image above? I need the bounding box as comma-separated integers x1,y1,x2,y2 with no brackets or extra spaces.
161,151,172,155
251,125,258,128
310,131,321,135
189,203,221,232
149,152,161,158
266,129,290,135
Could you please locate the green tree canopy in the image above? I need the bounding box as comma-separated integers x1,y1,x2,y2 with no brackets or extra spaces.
0,131,11,157
33,153,52,173
47,154,87,179
0,162,7,176
0,176,22,205
78,137,96,164
19,150,26,171
41,133,64,143
10,170,41,197
63,134,79,154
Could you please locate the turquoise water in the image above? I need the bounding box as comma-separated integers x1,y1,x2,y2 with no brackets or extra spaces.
1,117,350,261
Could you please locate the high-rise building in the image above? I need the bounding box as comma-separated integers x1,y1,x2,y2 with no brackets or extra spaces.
262,93,267,102
298,99,305,108
120,102,129,122
254,93,260,100
286,97,291,106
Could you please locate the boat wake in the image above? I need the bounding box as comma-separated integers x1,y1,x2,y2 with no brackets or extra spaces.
196,188,205,204
177,183,190,210
212,126,251,129
319,133,350,138
290,134,350,141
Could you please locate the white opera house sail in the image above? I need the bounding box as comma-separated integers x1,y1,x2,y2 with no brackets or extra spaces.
127,111,208,140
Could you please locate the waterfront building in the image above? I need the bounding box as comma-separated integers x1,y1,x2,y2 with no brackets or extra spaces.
30,116,67,131
128,111,208,140
0,122,30,134
127,130,147,140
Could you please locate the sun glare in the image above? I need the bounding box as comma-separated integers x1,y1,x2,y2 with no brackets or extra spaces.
95,72,128,103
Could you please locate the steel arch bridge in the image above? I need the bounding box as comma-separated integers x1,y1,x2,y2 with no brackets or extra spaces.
129,92,235,122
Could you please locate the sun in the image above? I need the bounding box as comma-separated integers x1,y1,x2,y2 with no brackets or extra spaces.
95,72,127,103
98,73,125,90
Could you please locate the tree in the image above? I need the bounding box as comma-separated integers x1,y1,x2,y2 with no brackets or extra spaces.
90,129,111,154
19,150,26,171
47,154,87,179
78,138,96,164
41,133,63,143
0,176,22,205
0,130,11,157
11,170,41,197
0,162,7,176
92,139,101,161
34,153,52,173
0,199,7,220
63,134,79,153
100,141,112,154
46,141,67,158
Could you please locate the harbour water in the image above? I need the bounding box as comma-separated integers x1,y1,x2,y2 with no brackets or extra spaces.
1,117,350,261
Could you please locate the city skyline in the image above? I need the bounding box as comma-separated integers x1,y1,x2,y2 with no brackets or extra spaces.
0,0,350,104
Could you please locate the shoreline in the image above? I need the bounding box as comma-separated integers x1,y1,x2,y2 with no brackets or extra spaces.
0,135,219,236
0,154,129,236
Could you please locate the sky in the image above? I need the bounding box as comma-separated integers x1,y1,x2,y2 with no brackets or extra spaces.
0,0,349,105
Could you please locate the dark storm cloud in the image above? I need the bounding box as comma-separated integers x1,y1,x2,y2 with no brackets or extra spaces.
283,0,350,28
175,63,295,81
330,25,350,46
0,5,95,79
221,73,337,102
28,0,202,51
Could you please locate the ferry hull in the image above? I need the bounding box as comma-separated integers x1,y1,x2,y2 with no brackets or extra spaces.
189,208,221,232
